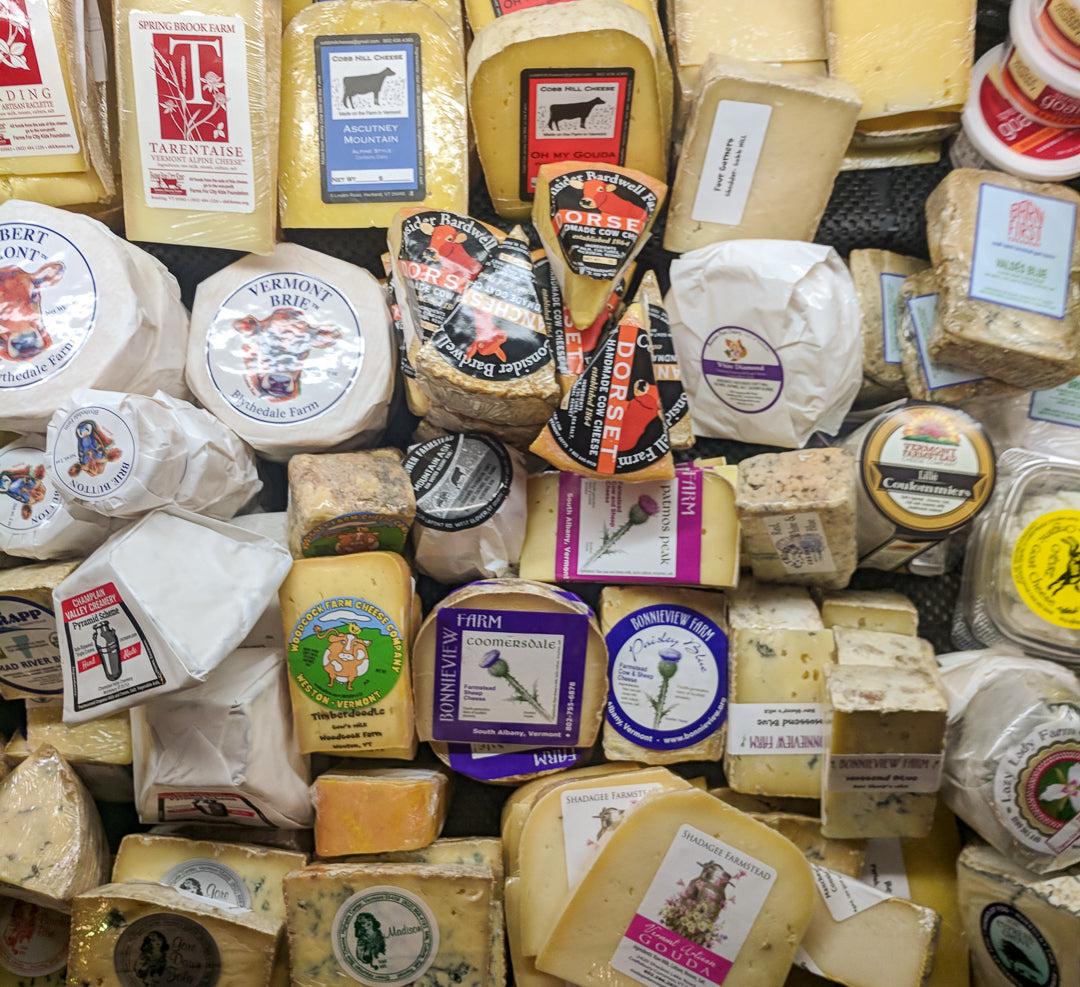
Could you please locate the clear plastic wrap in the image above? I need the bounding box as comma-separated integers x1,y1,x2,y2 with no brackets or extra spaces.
939,649,1080,874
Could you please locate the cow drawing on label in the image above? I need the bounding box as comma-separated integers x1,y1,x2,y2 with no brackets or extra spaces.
93,619,122,681
232,307,341,402
658,860,740,948
464,309,507,362
547,96,605,131
68,420,122,477
0,461,46,519
0,261,65,361
418,221,484,280
335,530,380,554
341,67,394,109
319,624,371,688
567,177,648,228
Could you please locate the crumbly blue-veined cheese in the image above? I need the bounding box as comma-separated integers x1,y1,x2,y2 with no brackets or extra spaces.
749,812,866,877
0,746,108,913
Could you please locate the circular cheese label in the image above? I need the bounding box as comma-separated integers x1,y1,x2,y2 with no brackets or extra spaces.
699,326,783,414
51,406,137,501
205,271,364,424
403,433,512,532
0,442,61,531
605,605,728,750
163,859,252,911
287,598,404,711
1012,510,1080,629
0,594,62,696
980,902,1059,987
332,887,439,986
995,721,1080,856
860,405,995,533
0,898,69,976
0,222,96,390
113,913,221,987
300,512,409,557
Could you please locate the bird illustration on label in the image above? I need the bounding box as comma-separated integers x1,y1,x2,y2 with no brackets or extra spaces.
0,461,46,519
68,420,122,478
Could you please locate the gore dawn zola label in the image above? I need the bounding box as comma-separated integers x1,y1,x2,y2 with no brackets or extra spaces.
114,913,222,987
612,824,776,987
431,606,588,746
163,858,252,910
316,34,424,203
332,886,439,987
606,605,727,751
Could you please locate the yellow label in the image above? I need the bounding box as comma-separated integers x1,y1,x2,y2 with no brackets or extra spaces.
1012,510,1080,629
1048,0,1080,45
1005,48,1047,103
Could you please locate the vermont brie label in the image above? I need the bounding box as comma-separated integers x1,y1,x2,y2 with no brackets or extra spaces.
0,593,61,696
611,824,776,987
332,887,439,987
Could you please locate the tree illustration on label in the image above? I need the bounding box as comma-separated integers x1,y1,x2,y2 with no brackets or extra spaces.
232,307,341,402
153,33,229,142
649,647,681,729
68,420,121,477
0,461,46,520
93,620,121,682
658,861,744,948
584,493,658,567
480,648,552,720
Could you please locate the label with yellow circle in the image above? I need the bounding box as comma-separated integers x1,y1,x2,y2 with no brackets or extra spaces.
1012,510,1080,629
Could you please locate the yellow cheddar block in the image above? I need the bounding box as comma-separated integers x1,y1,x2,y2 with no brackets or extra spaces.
286,0,465,36
312,767,449,857
279,553,417,758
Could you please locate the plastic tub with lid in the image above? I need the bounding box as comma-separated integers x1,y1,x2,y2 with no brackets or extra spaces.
1002,0,1080,128
1033,0,1080,68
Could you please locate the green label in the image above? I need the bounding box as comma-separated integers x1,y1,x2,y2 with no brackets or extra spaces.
287,598,404,710
332,887,439,986
300,512,408,557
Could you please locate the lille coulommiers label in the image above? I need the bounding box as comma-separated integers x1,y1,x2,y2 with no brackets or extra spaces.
332,886,439,986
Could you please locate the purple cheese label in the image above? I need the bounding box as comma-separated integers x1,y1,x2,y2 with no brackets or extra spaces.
431,607,588,746
446,743,586,781
556,468,703,583
700,326,783,414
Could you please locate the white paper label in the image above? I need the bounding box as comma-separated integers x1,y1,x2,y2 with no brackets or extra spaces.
725,702,823,755
809,863,891,922
907,290,987,390
163,859,253,910
763,511,837,575
691,100,772,226
128,10,256,212
825,753,943,793
1029,376,1080,428
792,946,826,976
880,272,907,365
860,838,912,900
611,824,776,987
560,783,663,886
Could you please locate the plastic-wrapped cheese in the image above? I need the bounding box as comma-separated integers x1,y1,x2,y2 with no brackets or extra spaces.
402,431,527,583
0,434,115,559
54,509,291,722
666,240,862,447
0,201,189,432
187,242,395,461
131,646,313,829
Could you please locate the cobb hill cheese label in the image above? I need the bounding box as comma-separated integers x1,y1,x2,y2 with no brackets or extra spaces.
531,303,673,480
315,33,425,204
0,0,81,163
127,11,256,212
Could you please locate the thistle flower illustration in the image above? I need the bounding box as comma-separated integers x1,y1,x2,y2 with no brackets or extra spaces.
648,647,681,729
584,494,659,568
481,649,551,720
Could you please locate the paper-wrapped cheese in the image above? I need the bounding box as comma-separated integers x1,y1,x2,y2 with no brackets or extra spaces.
187,242,395,461
402,431,527,584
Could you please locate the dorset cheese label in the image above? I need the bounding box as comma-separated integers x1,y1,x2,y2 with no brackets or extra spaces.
332,886,439,986
287,597,405,712
113,913,221,987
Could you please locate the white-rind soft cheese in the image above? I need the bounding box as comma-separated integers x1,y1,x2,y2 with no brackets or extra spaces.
187,242,396,461
666,239,863,447
55,509,292,722
0,200,189,432
132,646,313,829
45,389,261,521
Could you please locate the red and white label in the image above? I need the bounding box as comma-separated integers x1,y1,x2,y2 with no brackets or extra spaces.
978,61,1080,161
0,0,81,158
156,791,271,825
128,10,255,212
0,898,68,976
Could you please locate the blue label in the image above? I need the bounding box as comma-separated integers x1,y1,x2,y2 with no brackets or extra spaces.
431,607,589,746
445,743,586,782
605,605,727,751
315,34,425,203
880,272,907,365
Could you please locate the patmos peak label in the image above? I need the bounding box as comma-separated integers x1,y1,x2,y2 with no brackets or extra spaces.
530,302,674,481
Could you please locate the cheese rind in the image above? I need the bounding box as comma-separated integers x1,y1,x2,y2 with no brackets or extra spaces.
750,812,866,877
820,590,919,636
832,628,939,678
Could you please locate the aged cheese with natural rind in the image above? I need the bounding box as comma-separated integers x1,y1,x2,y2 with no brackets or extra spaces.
750,812,866,878
832,628,939,679
534,787,816,987
468,1,667,219
710,787,822,818
672,0,827,66
665,55,860,253
25,702,130,764
280,1,466,229
279,552,416,758
820,590,918,636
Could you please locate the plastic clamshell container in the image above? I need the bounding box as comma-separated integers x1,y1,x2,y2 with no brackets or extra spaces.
1001,0,1080,128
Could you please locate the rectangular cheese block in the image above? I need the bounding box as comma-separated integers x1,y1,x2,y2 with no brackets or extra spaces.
467,0,667,220
69,881,282,985
24,702,131,764
924,169,1080,389
534,788,815,987
149,823,314,854
112,833,308,920
114,0,279,251
841,144,941,171
849,249,928,401
312,767,449,857
279,0,466,229
724,581,835,799
958,842,1080,987
279,553,417,758
833,628,939,680
822,664,947,840
664,55,860,253
672,0,827,66
820,589,919,636
735,448,858,589
599,585,728,764
284,862,494,986
825,0,975,119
